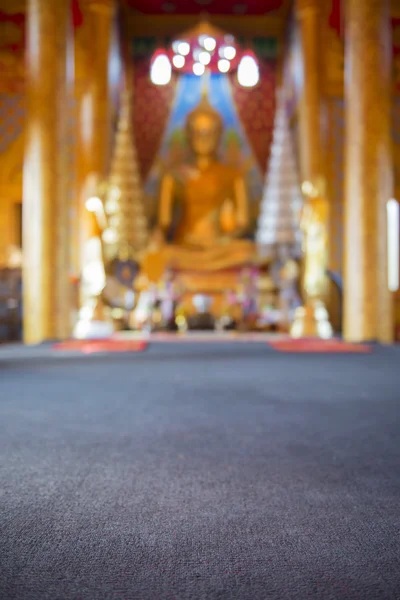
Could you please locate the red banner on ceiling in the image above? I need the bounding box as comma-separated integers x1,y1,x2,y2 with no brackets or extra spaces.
329,0,342,37
72,0,83,28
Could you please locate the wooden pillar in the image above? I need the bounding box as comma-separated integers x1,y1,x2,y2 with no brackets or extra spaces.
343,0,393,342
75,0,116,270
23,0,73,343
295,0,323,183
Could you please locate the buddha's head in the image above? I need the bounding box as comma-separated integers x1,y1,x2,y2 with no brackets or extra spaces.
186,93,223,158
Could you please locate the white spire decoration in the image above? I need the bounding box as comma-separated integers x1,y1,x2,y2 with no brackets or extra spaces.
256,89,302,256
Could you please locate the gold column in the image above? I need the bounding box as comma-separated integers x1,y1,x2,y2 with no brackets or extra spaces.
0,202,12,266
343,0,393,342
23,0,73,344
75,0,116,268
295,0,323,182
290,0,333,339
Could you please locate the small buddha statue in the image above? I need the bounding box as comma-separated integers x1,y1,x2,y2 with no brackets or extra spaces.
300,182,329,302
291,178,333,339
143,90,255,280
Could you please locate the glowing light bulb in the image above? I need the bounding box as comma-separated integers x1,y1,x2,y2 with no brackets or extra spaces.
193,48,201,61
150,53,172,85
203,37,216,52
237,54,259,87
199,51,211,66
193,62,205,76
223,45,236,60
198,34,207,47
102,228,118,244
172,40,182,53
218,59,230,73
86,196,103,213
173,54,185,68
177,41,190,56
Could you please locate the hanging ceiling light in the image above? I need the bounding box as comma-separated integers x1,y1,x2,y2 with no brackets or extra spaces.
218,59,230,73
193,47,202,61
193,62,205,76
223,45,236,60
177,41,190,56
203,36,216,52
150,50,172,85
237,51,259,87
167,32,242,76
172,54,185,68
198,34,208,47
199,51,211,66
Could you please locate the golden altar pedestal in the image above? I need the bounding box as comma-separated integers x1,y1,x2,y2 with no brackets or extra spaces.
142,243,256,315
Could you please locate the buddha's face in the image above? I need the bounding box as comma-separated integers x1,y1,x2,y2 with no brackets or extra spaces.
187,113,222,157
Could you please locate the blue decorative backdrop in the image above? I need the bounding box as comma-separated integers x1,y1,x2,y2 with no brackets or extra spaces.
145,73,264,211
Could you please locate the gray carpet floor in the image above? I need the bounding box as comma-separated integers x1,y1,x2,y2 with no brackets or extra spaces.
1,342,400,600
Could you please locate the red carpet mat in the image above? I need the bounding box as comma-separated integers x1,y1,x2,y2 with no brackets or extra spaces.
268,338,372,353
53,339,148,354
53,336,371,354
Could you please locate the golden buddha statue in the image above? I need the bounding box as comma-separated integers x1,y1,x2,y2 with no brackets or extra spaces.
300,178,329,301
142,91,255,310
291,179,333,339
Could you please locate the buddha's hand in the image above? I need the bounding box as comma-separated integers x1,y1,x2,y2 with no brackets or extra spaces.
218,235,233,245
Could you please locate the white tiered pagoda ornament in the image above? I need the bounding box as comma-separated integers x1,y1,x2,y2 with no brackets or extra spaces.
256,89,302,258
